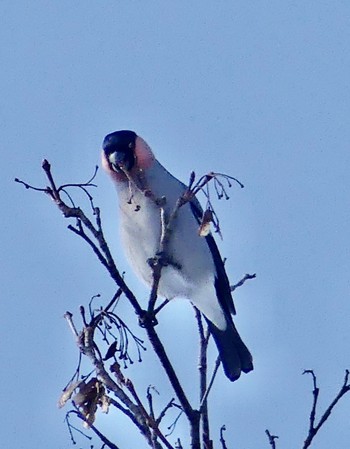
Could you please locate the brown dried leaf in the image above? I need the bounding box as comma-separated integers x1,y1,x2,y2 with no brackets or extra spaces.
83,409,97,428
100,394,111,414
110,361,126,385
74,378,105,428
58,379,85,408
73,378,103,407
198,209,213,237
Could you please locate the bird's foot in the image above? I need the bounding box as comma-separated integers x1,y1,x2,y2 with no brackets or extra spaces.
147,252,182,270
139,310,158,328
147,252,167,268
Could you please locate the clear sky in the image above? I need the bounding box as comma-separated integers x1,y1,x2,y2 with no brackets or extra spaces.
2,1,350,448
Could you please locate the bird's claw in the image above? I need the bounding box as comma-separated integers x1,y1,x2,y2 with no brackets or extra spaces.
147,252,182,270
147,252,168,268
139,310,158,328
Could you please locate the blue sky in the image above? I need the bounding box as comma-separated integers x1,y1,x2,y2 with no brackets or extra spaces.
2,1,350,448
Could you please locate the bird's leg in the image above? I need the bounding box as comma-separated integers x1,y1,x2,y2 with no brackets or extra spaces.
147,252,182,270
147,251,168,268
146,252,165,320
137,297,169,328
146,251,181,320
139,310,158,328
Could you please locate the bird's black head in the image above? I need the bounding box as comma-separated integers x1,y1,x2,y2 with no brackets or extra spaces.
102,130,137,172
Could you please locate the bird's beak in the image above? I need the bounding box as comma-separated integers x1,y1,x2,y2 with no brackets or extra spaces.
108,152,128,173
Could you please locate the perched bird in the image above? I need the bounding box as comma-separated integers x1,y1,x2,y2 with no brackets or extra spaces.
101,130,253,381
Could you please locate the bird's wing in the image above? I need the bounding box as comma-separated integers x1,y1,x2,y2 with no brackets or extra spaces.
189,198,236,316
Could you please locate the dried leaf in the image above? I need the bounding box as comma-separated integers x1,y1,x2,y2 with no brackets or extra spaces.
198,209,213,237
58,379,84,408
73,378,103,407
110,361,126,385
73,378,106,428
104,340,118,361
100,394,111,414
83,409,97,428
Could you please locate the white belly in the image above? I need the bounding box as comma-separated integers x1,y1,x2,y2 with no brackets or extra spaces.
116,174,226,330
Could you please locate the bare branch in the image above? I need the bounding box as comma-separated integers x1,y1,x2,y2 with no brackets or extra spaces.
230,273,256,292
18,162,257,449
147,205,168,314
65,411,92,445
108,397,150,433
166,409,184,437
303,370,319,434
124,380,175,449
18,162,195,447
194,308,211,449
302,369,350,449
74,307,174,449
175,438,184,449
265,429,278,449
156,398,176,425
190,172,244,198
154,299,169,315
64,311,79,338
14,177,49,192
199,358,220,414
69,409,120,449
59,164,99,191
219,425,228,449
146,325,194,422
18,160,144,317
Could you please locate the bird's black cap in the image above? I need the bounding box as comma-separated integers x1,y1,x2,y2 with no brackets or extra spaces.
102,130,137,155
103,130,137,172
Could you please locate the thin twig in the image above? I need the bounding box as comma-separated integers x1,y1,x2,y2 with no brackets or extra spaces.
154,299,169,315
230,273,256,292
41,161,144,317
103,289,123,313
76,325,145,423
125,380,175,449
65,411,92,444
69,409,120,449
64,311,79,338
219,425,228,449
146,325,194,421
199,357,220,413
156,398,176,425
80,321,173,449
108,397,151,435
14,178,49,192
166,409,184,437
175,438,183,449
302,369,350,449
265,429,278,449
147,386,156,419
303,370,318,433
194,308,212,449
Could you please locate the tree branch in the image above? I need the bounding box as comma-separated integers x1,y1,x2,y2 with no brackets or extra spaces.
195,308,211,449
17,162,257,449
265,429,278,449
69,409,121,449
219,425,229,449
230,273,256,292
302,369,350,449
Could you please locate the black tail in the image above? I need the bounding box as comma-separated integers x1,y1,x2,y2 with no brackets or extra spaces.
206,318,253,382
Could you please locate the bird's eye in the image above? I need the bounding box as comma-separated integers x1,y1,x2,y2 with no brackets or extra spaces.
128,142,133,148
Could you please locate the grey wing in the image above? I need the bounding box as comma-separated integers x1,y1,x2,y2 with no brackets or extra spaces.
189,199,236,316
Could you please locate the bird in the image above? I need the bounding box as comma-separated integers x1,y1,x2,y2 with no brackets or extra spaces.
101,129,253,381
